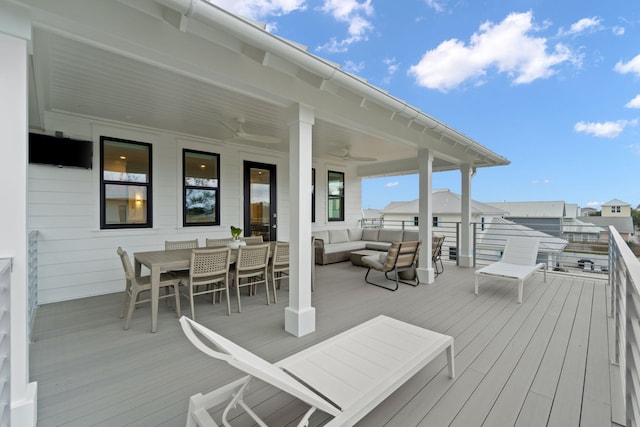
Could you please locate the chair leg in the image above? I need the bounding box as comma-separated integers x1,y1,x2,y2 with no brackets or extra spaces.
236,279,242,313
365,268,399,291
173,284,182,317
224,286,231,315
271,278,278,304
119,289,129,319
264,274,270,306
189,286,196,320
124,289,138,330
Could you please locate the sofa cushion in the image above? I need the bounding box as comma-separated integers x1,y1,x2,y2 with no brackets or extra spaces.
329,229,350,244
403,231,419,242
348,228,363,241
361,229,379,241
378,229,404,243
366,241,392,251
324,241,367,253
312,230,329,243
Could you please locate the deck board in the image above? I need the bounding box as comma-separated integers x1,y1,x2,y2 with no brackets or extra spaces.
30,260,617,426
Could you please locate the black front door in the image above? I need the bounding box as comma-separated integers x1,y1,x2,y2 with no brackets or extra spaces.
243,161,277,241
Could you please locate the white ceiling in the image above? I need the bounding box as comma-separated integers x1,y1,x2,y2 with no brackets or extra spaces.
25,0,508,176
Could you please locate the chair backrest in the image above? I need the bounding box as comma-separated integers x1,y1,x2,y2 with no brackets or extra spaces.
242,235,264,244
190,248,231,284
501,237,540,266
206,238,233,247
271,242,289,268
117,247,135,283
432,236,445,260
165,239,199,250
179,316,340,416
382,240,420,271
236,243,270,272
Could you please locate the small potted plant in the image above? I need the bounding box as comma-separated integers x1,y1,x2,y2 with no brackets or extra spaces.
229,225,246,249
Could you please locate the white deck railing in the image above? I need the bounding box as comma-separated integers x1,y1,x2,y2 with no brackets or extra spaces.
0,258,12,427
609,226,640,427
27,231,39,343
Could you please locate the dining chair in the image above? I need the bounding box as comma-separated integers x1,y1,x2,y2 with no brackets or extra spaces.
183,247,232,319
234,243,270,312
117,247,181,330
270,241,289,303
165,239,199,250
242,235,264,245
205,238,233,247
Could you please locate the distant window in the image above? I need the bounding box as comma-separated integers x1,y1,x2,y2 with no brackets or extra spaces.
183,149,220,227
481,217,485,231
413,216,419,226
100,137,152,229
327,170,344,221
433,216,439,227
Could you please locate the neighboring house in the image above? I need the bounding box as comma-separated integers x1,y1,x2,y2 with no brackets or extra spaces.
381,189,507,231
485,200,566,238
562,217,605,243
602,198,632,217
361,209,383,228
1,1,509,422
584,216,635,242
581,207,599,217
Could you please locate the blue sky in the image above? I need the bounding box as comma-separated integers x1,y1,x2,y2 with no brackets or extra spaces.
211,0,639,211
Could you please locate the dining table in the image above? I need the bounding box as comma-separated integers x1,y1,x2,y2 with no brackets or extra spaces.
133,243,270,332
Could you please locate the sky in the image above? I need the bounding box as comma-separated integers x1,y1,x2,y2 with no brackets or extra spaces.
209,0,639,211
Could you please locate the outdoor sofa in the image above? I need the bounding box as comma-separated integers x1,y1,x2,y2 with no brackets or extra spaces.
312,228,419,265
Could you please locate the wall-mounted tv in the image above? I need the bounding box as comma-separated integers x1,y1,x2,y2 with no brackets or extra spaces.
29,133,93,169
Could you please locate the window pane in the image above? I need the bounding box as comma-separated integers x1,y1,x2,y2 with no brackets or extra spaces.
328,198,342,220
327,170,344,221
328,171,344,196
104,184,148,225
185,189,216,224
103,140,149,183
185,151,218,187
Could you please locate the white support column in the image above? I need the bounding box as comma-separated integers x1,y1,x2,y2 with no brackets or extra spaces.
459,164,474,267
285,104,316,337
416,148,435,283
0,3,38,426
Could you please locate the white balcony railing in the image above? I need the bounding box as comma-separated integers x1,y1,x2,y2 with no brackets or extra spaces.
609,226,640,426
0,258,12,427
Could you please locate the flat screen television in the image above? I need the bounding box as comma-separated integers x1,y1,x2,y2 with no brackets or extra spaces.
29,133,93,169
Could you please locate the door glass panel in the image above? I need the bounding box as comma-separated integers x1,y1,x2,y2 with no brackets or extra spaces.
250,167,271,241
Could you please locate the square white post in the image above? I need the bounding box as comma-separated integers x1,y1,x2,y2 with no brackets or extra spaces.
459,164,474,267
0,4,38,426
285,104,316,337
417,148,435,283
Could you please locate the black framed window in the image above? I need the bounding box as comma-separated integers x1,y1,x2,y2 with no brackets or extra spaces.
327,170,344,222
432,216,439,227
183,149,220,226
100,137,152,229
312,168,316,223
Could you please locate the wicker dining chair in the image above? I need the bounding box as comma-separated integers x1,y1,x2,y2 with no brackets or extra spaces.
205,238,233,247
233,243,271,312
270,242,289,302
117,247,181,330
165,239,199,250
182,247,232,319
241,235,264,245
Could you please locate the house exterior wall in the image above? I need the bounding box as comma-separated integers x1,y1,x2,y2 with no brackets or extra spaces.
506,217,563,238
29,112,362,303
602,205,631,217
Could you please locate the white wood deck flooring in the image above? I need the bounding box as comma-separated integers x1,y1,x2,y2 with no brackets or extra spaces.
30,261,620,426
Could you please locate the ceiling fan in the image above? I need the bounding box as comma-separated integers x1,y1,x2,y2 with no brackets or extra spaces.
328,145,377,162
218,117,281,144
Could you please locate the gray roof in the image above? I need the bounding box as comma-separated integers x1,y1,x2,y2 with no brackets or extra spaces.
381,189,507,216
485,201,566,218
562,218,606,234
602,199,631,207
584,216,635,234
477,217,569,253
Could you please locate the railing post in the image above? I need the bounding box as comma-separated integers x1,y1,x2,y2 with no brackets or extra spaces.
472,223,477,268
455,222,460,267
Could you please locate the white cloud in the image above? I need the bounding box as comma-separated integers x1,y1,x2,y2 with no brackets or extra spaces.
614,54,640,76
385,181,399,187
317,0,374,52
424,0,447,13
381,57,400,84
408,11,578,92
628,144,640,156
205,0,306,21
574,119,638,138
626,94,640,109
532,179,551,184
558,17,602,36
343,60,365,73
586,201,602,208
613,26,625,36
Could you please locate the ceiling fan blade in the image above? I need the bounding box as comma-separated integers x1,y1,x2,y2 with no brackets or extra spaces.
348,155,377,162
234,132,281,144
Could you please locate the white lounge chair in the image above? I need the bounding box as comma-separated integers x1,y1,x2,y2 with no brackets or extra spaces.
180,315,454,427
474,236,547,303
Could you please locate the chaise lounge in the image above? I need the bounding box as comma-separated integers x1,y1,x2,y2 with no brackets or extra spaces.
180,315,454,426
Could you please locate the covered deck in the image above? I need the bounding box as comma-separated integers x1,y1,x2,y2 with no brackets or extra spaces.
31,261,620,426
